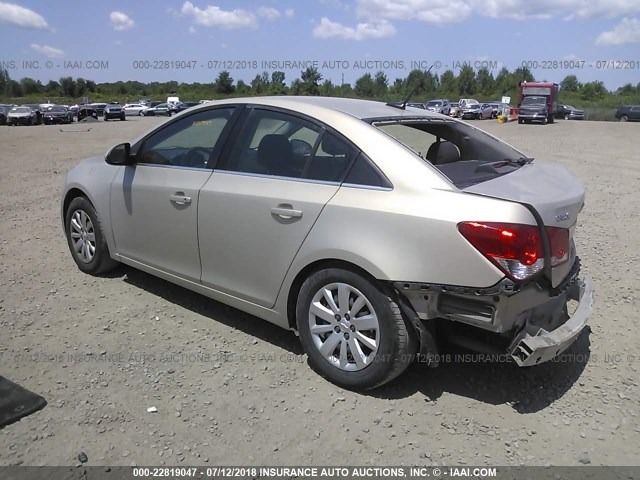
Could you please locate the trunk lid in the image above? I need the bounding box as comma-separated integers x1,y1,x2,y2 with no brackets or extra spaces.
464,162,584,287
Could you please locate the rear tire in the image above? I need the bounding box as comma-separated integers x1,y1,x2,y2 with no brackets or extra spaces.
65,197,119,275
296,268,417,390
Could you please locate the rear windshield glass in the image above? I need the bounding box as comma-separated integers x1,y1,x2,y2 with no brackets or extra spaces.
373,119,528,189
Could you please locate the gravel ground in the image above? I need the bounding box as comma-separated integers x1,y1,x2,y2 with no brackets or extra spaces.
0,117,638,467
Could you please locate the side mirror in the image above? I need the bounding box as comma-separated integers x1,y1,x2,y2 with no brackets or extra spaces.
105,142,131,165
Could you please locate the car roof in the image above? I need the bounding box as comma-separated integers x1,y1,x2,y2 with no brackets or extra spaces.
195,96,444,122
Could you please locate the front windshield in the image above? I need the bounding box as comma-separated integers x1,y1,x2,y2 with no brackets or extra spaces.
565,105,575,110
49,107,66,112
467,104,480,110
426,101,442,107
373,119,528,188
12,107,30,113
522,96,546,106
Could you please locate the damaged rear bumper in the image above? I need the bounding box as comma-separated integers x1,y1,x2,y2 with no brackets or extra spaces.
509,276,593,366
395,258,593,367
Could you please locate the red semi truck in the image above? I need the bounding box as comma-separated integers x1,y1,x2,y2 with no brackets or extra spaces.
517,81,559,125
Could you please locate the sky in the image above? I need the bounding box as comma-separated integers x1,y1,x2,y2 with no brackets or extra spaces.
0,0,639,91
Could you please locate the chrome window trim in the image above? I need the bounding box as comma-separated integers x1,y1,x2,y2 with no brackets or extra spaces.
135,162,213,172
213,169,394,191
213,169,341,186
341,183,393,192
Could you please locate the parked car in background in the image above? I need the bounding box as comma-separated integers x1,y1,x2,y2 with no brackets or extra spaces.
7,106,38,125
425,99,451,115
460,103,493,120
488,102,511,119
449,102,460,117
557,105,585,120
77,105,98,121
458,99,479,110
123,103,150,116
61,96,592,389
487,102,502,119
173,101,201,114
23,104,43,124
143,103,172,116
518,96,552,124
615,105,640,122
43,105,74,124
0,104,12,125
90,103,107,117
104,103,126,121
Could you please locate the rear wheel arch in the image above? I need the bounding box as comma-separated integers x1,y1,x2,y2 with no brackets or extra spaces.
292,262,419,389
286,259,383,330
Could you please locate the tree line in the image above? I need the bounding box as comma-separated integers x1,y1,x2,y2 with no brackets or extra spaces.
1,65,638,108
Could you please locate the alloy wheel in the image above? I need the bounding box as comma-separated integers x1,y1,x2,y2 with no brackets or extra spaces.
308,282,380,372
69,210,96,263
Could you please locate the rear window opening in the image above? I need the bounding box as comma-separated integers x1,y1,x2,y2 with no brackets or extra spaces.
372,120,530,189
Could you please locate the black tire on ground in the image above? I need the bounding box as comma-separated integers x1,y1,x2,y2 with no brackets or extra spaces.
296,268,418,390
620,115,628,122
518,119,523,124
120,115,126,121
104,116,109,121
65,197,119,275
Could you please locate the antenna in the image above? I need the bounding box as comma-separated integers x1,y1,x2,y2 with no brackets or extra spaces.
387,64,434,110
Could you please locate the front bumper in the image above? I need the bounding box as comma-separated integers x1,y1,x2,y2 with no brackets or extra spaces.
509,276,592,366
518,113,547,121
44,116,66,124
8,117,31,125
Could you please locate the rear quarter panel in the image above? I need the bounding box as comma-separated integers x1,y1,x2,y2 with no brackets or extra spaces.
277,184,539,314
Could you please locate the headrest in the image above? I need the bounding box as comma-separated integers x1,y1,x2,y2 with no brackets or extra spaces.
321,134,350,156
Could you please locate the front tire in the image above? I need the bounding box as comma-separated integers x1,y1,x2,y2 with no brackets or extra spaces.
620,115,629,122
65,197,118,275
296,268,417,390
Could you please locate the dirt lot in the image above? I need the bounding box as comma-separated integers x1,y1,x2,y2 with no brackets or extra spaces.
1,117,639,467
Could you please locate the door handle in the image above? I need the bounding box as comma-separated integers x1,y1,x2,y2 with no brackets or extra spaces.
271,206,302,219
169,194,191,205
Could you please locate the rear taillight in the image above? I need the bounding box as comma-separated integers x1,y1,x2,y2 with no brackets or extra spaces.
458,222,569,281
546,226,569,266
